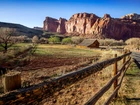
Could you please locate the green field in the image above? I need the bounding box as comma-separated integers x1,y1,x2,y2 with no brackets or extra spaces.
34,44,101,57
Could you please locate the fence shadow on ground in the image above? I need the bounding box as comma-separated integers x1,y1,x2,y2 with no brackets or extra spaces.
134,59,140,69
126,97,140,103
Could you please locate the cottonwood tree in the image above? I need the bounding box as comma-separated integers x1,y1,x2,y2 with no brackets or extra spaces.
0,28,17,53
32,35,39,45
48,36,60,44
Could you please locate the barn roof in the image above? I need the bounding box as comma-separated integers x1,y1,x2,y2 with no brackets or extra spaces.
79,39,99,47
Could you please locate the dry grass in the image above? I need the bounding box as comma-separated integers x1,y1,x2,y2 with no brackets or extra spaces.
40,50,124,105
0,44,101,93
110,62,140,105
35,44,102,58
42,69,112,105
1,44,127,105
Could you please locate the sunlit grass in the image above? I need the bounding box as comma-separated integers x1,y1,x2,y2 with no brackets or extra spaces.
35,44,101,57
111,62,140,105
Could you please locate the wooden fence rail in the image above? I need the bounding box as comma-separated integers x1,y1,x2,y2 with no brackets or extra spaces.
0,52,131,104
105,61,131,105
85,55,131,105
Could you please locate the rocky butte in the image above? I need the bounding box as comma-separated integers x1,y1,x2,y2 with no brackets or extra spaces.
43,13,140,40
43,17,67,34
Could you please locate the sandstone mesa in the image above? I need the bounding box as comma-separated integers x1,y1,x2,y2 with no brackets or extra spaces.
43,13,140,40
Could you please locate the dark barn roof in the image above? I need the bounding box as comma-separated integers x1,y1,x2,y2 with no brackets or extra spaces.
79,39,99,47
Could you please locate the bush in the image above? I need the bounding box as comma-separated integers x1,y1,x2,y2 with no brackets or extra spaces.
48,36,60,44
62,38,72,44
99,39,125,46
32,35,39,44
125,38,140,45
71,37,84,44
40,37,48,44
125,38,140,49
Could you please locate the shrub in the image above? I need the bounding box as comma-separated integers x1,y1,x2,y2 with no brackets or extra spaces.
62,38,72,44
99,39,125,46
71,37,84,44
40,37,48,44
48,36,60,44
32,35,39,44
125,38,140,45
125,38,140,49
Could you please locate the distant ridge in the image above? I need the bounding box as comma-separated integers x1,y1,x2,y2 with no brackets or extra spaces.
0,21,43,38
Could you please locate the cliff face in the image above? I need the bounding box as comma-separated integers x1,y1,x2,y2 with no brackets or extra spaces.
91,14,133,40
65,13,99,35
43,13,140,40
43,17,67,34
91,13,140,40
121,13,140,20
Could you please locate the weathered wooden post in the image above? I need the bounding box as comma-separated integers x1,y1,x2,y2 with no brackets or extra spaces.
127,50,131,59
123,51,126,71
2,71,21,93
114,54,118,98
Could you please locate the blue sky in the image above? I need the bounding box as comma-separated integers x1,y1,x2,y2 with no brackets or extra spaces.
0,0,140,28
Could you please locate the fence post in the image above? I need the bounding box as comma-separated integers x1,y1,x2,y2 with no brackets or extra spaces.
123,51,126,71
2,71,21,93
114,54,118,98
127,50,131,59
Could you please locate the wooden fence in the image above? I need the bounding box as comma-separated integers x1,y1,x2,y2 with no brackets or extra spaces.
85,53,131,105
0,52,131,104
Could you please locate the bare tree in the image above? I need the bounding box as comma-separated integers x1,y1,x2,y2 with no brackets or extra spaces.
0,28,17,53
32,35,39,45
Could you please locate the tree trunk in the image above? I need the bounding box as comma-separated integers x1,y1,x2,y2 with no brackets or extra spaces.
2,71,21,93
4,44,8,53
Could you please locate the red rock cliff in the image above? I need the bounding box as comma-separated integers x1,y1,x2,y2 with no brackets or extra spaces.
43,17,67,34
65,13,99,35
43,13,140,40
91,14,140,40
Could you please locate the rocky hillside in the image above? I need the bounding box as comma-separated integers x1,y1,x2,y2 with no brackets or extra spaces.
43,13,140,40
0,22,43,38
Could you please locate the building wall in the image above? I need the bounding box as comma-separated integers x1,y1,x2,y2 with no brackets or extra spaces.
88,41,99,48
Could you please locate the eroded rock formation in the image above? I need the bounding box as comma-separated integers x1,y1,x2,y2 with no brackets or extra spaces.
65,13,99,35
43,13,140,40
121,13,140,20
43,17,67,34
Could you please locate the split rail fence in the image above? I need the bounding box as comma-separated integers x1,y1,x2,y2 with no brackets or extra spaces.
85,53,131,105
0,52,131,105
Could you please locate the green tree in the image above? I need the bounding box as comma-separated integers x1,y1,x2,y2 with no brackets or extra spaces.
48,36,60,44
62,37,72,44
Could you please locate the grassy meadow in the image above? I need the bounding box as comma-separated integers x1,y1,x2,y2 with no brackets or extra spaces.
35,44,102,57
1,42,138,105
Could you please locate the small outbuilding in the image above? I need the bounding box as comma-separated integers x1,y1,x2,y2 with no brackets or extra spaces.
77,39,99,48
